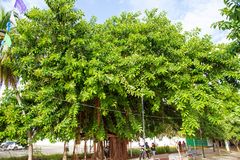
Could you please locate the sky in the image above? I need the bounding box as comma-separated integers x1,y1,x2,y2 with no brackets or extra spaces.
1,0,228,43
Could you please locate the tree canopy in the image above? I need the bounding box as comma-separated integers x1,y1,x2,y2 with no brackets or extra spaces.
0,0,240,159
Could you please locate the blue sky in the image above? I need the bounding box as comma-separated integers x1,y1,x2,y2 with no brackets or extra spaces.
2,0,227,43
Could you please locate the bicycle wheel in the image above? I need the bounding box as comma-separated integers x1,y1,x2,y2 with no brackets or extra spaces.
139,151,146,160
139,152,143,160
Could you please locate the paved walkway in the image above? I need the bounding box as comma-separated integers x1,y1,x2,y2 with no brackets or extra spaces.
129,148,240,160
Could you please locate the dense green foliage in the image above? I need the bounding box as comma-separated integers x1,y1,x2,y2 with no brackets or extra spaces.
0,0,239,157
4,0,186,142
212,0,240,148
0,6,10,31
213,0,240,41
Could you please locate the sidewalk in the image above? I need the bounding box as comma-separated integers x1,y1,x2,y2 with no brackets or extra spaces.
129,148,240,160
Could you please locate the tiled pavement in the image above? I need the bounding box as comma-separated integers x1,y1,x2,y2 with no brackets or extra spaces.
129,148,240,160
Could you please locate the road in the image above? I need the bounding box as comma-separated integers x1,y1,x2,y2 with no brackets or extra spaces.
0,149,28,158
0,142,86,158
0,144,66,158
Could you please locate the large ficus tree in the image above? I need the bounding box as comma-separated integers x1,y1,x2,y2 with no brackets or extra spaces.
8,2,186,159
4,0,240,160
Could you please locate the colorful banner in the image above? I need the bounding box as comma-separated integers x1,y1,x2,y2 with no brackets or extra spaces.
0,0,26,50
6,22,11,32
14,0,27,14
10,11,17,26
3,33,12,47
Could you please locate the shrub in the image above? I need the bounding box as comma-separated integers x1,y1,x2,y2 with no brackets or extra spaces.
128,148,141,157
156,146,177,154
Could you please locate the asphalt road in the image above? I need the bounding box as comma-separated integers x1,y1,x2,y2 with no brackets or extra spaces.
0,149,28,158
0,144,66,158
0,143,86,158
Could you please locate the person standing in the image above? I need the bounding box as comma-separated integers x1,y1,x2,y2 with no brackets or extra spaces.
151,142,156,157
178,141,182,152
182,141,186,152
145,142,150,158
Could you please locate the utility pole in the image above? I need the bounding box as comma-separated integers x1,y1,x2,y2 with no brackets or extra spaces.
142,96,146,149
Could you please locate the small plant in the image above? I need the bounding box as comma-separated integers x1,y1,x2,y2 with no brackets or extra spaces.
33,147,43,157
156,146,177,154
128,148,142,157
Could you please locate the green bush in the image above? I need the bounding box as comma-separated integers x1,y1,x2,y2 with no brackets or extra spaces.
128,148,141,157
156,146,177,154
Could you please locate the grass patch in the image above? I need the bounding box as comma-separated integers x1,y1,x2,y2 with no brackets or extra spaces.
0,153,95,160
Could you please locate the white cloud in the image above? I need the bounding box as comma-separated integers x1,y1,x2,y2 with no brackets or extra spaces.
179,0,225,39
128,0,228,43
24,0,48,10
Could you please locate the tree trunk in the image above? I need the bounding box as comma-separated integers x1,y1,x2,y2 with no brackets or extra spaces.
201,143,205,158
72,139,80,160
84,140,87,160
236,145,240,152
27,131,33,160
72,109,82,160
232,141,240,152
217,140,221,155
96,141,104,160
109,135,128,160
93,141,97,160
94,98,104,160
199,128,205,158
225,140,230,152
213,140,216,152
28,143,33,160
72,127,81,160
63,142,68,160
16,93,34,160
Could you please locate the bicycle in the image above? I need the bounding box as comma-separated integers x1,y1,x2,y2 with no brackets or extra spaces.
139,146,150,160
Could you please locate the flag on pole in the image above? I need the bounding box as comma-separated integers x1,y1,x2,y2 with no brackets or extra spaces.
6,22,11,32
3,33,12,47
10,11,17,26
14,0,27,14
0,36,4,50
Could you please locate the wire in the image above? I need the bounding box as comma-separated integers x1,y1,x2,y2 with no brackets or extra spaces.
79,103,182,120
51,96,182,120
